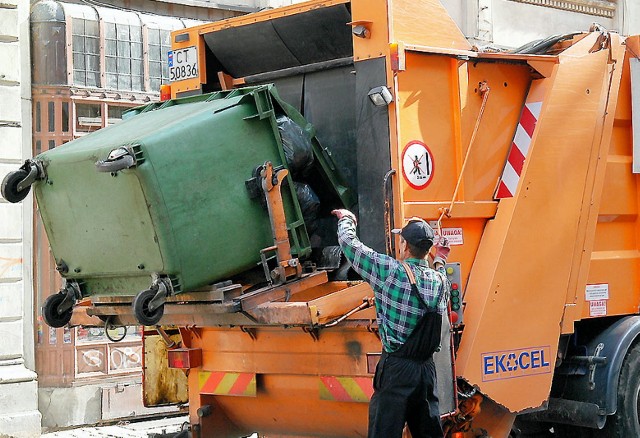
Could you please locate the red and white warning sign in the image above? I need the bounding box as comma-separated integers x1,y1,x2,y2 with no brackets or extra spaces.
402,141,434,190
589,300,607,317
429,222,464,246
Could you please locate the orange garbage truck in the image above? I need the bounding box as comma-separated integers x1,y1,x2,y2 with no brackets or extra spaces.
42,0,640,436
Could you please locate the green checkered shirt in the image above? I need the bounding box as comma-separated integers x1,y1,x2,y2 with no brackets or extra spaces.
337,216,449,353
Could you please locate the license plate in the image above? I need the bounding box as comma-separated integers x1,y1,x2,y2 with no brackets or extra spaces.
168,46,198,82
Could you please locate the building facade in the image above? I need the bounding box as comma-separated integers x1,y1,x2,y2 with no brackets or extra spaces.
0,1,41,437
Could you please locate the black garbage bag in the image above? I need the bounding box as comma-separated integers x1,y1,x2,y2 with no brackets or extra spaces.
277,115,314,178
295,182,320,234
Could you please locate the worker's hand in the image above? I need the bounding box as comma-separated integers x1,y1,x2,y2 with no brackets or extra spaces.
433,237,450,267
331,209,357,225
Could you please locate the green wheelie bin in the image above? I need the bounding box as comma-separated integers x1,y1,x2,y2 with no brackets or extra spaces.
2,85,352,327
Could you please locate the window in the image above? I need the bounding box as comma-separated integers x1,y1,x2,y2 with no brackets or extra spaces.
62,102,69,132
75,326,143,376
105,22,144,91
76,325,142,344
148,28,172,92
72,18,100,87
48,101,55,132
35,3,197,94
107,105,129,125
35,102,41,132
75,103,102,133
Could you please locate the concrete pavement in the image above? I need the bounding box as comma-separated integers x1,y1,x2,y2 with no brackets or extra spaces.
41,416,189,438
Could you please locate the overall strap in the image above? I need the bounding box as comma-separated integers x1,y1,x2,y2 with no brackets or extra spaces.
401,262,424,307
395,261,442,361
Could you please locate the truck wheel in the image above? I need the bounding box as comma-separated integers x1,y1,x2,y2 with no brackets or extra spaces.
600,343,640,437
132,288,164,326
1,169,31,203
42,293,73,328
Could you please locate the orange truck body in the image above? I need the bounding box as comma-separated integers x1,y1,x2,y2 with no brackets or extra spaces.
148,0,640,436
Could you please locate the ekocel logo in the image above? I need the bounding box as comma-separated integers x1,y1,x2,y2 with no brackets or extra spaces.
481,346,552,381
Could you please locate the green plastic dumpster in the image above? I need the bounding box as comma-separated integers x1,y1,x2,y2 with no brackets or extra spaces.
2,85,353,327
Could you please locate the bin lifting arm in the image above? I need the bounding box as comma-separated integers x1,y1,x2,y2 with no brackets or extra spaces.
260,161,302,284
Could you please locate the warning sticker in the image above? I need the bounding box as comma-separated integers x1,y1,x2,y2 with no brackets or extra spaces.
440,228,463,246
589,300,607,317
429,223,464,246
402,141,434,190
585,283,609,301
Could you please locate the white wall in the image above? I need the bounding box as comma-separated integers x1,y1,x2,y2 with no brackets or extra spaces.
440,0,638,49
0,0,40,436
491,0,614,48
618,0,640,36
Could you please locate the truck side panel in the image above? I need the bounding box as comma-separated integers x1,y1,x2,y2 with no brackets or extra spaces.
457,35,625,411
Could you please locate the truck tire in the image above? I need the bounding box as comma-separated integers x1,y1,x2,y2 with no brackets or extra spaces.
600,342,640,437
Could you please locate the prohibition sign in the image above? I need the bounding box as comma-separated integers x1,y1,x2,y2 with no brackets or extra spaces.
402,140,434,190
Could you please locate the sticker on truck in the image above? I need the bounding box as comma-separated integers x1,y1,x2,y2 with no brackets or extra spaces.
319,376,373,403
402,140,434,190
589,300,607,317
481,346,552,382
198,371,256,397
429,223,464,246
585,283,609,301
168,46,198,82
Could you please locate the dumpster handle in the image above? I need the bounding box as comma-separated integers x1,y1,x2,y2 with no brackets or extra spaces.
96,147,136,173
96,155,135,173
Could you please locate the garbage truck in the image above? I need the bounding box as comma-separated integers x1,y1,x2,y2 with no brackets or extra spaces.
4,0,640,436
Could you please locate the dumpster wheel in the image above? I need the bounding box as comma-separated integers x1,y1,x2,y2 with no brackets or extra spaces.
1,169,31,203
132,288,164,326
42,292,73,328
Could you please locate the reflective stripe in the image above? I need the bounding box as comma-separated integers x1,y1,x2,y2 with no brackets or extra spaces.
319,376,373,403
198,371,256,397
496,83,543,199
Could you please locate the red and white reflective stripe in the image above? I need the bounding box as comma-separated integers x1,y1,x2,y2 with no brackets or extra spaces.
495,100,543,199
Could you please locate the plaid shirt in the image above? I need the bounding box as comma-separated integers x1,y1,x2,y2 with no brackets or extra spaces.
337,216,449,353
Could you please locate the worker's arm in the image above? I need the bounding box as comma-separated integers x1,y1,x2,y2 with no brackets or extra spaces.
333,209,395,289
431,237,451,312
432,237,450,271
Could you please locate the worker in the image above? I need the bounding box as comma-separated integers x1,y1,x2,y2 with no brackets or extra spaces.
332,209,450,438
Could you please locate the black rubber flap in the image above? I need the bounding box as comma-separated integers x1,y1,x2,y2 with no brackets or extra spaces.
355,57,391,253
203,5,352,78
303,66,357,196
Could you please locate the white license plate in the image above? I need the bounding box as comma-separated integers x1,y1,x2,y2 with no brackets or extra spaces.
168,46,198,82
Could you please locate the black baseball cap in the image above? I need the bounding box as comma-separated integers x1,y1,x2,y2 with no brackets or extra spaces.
391,218,435,250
